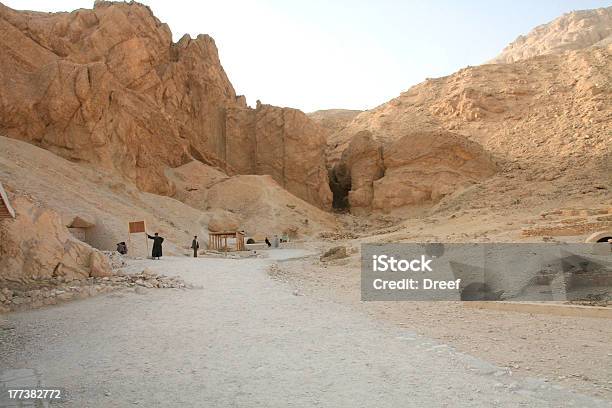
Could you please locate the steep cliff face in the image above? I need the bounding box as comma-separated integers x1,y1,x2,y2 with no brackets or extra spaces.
490,6,612,64
253,105,332,209
0,1,331,208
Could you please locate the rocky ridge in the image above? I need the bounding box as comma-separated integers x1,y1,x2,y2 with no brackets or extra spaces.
491,6,612,63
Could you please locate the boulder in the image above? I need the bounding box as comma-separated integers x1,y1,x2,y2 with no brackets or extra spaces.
89,251,113,278
0,196,113,281
320,246,349,261
371,131,496,211
332,130,496,214
207,212,241,232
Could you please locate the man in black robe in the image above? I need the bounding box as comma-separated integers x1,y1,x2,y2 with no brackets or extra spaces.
191,235,199,258
147,232,164,260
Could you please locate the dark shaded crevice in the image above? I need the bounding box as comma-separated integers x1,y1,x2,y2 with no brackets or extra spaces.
328,163,351,212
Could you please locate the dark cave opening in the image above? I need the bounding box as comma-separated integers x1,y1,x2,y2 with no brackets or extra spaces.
328,163,351,212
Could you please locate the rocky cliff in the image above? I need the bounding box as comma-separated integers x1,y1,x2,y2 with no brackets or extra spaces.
491,6,612,63
0,1,331,209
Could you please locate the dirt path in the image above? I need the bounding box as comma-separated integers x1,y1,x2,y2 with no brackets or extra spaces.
0,250,609,407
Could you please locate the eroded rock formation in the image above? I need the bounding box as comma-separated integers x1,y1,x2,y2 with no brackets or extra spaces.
0,195,112,282
331,130,497,214
0,1,331,208
490,6,612,63
371,131,497,211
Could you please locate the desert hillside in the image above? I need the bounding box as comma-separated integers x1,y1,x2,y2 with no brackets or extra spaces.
491,6,612,63
324,37,610,214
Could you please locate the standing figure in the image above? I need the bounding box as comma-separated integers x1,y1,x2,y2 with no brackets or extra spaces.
147,232,164,260
191,235,199,258
265,237,271,248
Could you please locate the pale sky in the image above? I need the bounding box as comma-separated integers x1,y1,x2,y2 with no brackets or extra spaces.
4,0,611,112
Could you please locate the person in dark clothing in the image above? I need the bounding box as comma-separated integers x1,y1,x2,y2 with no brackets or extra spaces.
264,237,271,248
147,232,164,260
191,235,199,258
116,242,127,255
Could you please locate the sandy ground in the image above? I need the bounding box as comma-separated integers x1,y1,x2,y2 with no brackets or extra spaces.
0,250,610,407
273,250,612,402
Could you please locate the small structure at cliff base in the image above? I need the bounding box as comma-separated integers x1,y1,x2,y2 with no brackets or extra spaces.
66,215,95,243
209,231,246,251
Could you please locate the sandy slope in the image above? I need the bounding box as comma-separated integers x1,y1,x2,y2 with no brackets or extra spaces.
0,136,209,257
166,161,338,238
0,136,338,258
0,251,608,407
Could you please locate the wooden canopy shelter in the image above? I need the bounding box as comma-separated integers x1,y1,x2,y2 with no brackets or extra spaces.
208,231,245,251
0,182,15,219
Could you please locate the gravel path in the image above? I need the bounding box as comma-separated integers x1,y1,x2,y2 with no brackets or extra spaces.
0,250,609,407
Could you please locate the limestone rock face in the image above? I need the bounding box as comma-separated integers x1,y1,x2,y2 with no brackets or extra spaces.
308,109,363,165
253,105,332,209
331,130,496,214
0,1,331,209
491,6,612,64
371,131,497,211
0,196,112,282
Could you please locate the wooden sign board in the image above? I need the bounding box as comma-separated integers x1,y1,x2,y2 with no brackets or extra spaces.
128,220,148,256
129,220,146,234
